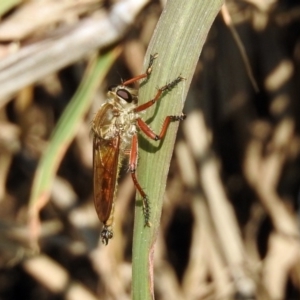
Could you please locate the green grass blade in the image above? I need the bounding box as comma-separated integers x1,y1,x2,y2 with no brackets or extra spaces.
0,0,21,17
132,0,223,298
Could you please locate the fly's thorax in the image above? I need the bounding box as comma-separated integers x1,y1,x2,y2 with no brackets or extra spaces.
92,85,141,143
119,125,137,147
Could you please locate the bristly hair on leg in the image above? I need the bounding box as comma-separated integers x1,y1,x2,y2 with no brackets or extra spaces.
142,196,151,227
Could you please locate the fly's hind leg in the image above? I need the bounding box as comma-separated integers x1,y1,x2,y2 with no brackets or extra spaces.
129,134,151,227
129,114,186,226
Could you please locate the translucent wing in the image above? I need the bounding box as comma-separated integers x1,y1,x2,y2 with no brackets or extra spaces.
93,135,120,224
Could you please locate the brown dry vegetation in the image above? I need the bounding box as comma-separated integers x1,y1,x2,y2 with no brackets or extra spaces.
0,0,300,299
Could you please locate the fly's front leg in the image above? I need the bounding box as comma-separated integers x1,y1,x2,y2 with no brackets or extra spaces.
122,53,158,86
130,134,151,227
134,76,184,113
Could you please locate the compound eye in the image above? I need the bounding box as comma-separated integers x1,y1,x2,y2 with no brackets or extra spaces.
117,89,133,103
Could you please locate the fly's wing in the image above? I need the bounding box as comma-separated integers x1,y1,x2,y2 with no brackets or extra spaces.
93,135,120,224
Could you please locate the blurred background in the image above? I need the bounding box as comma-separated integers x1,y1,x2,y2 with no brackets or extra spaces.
0,0,300,299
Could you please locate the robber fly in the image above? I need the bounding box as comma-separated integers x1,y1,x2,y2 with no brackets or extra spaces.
91,54,185,245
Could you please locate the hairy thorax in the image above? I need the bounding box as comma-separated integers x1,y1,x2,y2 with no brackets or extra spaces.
92,88,140,148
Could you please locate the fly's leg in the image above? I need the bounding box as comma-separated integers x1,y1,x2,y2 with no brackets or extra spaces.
132,114,185,226
137,114,186,141
122,53,158,86
130,134,151,227
134,76,184,113
135,76,186,139
132,77,185,225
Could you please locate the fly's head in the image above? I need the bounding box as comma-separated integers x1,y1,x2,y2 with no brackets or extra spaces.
108,85,138,109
